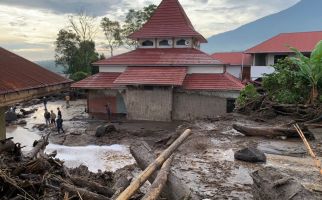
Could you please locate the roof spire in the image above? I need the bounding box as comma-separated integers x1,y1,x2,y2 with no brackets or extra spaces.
129,0,207,43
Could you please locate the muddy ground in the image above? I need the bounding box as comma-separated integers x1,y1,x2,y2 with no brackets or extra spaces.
6,98,322,199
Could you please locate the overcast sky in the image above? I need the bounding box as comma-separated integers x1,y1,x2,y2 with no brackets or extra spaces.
0,0,300,61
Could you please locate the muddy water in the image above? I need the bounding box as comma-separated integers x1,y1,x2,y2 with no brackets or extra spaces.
6,99,135,172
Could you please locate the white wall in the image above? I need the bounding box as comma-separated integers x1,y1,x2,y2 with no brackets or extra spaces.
226,66,241,79
99,66,127,73
251,66,275,80
187,65,224,74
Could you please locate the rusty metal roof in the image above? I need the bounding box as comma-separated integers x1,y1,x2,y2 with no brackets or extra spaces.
93,48,220,66
0,47,71,95
182,73,244,91
71,72,121,89
113,67,187,86
129,0,207,43
211,52,252,66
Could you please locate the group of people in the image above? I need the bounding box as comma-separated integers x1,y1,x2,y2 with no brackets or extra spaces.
44,107,64,134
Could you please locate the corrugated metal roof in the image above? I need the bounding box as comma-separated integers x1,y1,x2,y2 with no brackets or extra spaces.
0,47,71,95
93,48,220,66
211,52,252,66
245,31,322,53
129,0,207,43
183,73,244,91
71,72,121,89
113,67,187,86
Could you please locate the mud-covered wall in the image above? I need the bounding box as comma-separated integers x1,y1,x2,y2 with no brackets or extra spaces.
172,91,227,121
88,90,127,114
124,87,173,121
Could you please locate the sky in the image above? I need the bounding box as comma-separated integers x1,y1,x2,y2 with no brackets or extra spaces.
0,0,300,61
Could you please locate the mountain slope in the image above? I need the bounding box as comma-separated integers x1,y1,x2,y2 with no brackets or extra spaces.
202,0,322,53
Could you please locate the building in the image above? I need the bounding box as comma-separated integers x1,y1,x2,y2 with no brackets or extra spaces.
245,31,322,80
72,0,244,121
211,52,252,81
0,47,71,139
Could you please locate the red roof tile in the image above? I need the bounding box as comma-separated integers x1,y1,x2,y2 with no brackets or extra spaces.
245,31,322,53
93,48,220,66
183,73,244,91
113,67,187,86
0,47,71,95
71,72,121,89
211,52,252,66
129,0,207,43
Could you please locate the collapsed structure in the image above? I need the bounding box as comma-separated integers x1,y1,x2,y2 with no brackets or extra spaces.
0,47,71,139
72,0,244,121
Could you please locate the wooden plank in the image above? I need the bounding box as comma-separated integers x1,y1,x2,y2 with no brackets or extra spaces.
0,107,6,140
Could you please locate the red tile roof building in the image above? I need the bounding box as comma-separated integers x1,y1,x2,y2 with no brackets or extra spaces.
211,52,252,66
72,0,243,121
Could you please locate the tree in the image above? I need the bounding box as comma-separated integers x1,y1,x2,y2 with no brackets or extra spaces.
68,11,98,42
289,40,322,103
100,17,122,57
122,4,157,48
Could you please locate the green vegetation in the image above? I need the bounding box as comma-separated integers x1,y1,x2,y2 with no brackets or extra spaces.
70,71,89,82
236,84,260,108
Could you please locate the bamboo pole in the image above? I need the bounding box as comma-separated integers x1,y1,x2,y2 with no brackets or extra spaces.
116,129,192,200
141,156,173,200
293,124,322,175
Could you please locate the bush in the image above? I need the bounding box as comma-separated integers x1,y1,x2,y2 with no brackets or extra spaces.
236,84,260,108
70,71,88,81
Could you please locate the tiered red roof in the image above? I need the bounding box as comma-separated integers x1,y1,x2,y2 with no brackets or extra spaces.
129,0,207,43
0,47,71,95
93,48,220,66
114,67,187,86
71,73,121,89
211,52,252,66
245,31,322,53
183,73,244,91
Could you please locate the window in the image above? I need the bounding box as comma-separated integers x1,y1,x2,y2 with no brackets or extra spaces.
274,55,287,64
159,39,170,46
176,39,186,46
142,40,154,46
226,99,236,113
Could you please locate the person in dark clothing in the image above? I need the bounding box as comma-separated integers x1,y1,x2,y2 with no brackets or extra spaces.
43,97,47,109
44,109,50,126
105,104,111,121
56,117,65,134
57,107,62,119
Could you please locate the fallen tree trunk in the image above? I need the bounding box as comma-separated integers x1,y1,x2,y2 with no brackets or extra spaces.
141,156,173,200
233,123,299,137
27,133,50,159
61,183,110,200
70,176,115,197
130,142,194,200
116,129,192,200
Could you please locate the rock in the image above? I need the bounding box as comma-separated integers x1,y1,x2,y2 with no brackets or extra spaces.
251,167,321,200
95,124,116,137
234,147,266,163
5,111,17,122
16,120,27,125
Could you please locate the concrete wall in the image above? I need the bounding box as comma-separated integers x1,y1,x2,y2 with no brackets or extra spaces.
99,66,127,73
172,91,227,121
226,66,242,79
124,87,173,121
187,65,224,74
88,90,126,114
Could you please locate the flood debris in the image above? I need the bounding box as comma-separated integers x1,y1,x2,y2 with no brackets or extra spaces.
234,147,266,163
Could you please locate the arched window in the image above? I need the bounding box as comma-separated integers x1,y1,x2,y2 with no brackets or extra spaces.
176,39,186,46
142,40,154,46
159,39,170,46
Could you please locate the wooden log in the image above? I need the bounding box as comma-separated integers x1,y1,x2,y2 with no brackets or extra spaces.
116,129,192,200
70,176,115,197
130,141,193,200
0,139,15,154
141,156,173,200
26,133,50,159
61,183,110,200
233,123,298,137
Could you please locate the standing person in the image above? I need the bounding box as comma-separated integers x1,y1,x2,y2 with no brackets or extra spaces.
56,117,65,134
65,94,70,108
44,109,50,126
50,110,56,127
57,107,62,119
43,97,47,109
105,104,111,121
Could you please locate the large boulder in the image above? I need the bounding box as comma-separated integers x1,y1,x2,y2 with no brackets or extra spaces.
95,124,116,137
5,111,17,122
234,147,266,163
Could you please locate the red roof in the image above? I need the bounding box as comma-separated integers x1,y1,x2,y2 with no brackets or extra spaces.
0,47,71,95
113,67,187,86
211,52,252,66
245,31,322,53
71,72,121,89
183,73,244,91
129,0,207,43
93,48,220,66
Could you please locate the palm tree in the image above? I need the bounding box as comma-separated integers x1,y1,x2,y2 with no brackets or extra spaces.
290,40,322,103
